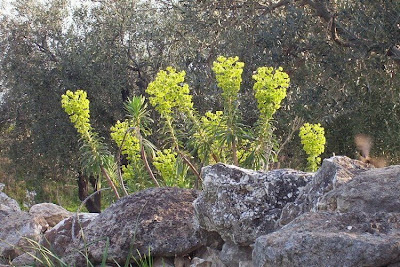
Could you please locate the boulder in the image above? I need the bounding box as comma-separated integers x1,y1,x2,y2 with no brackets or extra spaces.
0,210,45,260
278,156,371,225
219,242,252,267
0,186,20,213
65,187,204,265
10,252,35,266
43,213,98,258
194,163,312,245
192,247,226,267
253,211,400,267
318,165,400,213
30,203,73,228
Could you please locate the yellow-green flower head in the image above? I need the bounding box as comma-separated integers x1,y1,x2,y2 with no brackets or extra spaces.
110,120,140,161
299,123,326,171
212,56,244,103
253,66,290,121
146,67,193,117
61,90,92,137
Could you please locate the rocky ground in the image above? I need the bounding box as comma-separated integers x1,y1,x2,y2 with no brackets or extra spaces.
1,156,400,266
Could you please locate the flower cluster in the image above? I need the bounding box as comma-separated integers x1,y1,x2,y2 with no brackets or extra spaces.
299,123,326,171
212,56,244,104
146,67,193,117
253,67,290,121
61,90,92,139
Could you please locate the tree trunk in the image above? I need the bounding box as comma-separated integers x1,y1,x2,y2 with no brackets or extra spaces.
78,172,101,213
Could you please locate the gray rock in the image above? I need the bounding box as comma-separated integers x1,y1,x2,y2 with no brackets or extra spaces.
279,156,371,225
191,257,212,267
10,252,35,266
194,163,312,245
253,211,400,267
0,210,45,260
0,191,20,213
153,257,174,267
219,242,252,267
318,165,400,213
43,213,98,258
70,187,204,265
192,247,226,267
29,203,73,228
174,256,191,267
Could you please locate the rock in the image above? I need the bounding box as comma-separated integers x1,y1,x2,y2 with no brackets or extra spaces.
219,242,252,267
153,257,174,267
10,252,35,266
191,257,212,267
68,187,204,265
0,210,45,260
239,261,253,267
0,191,20,213
192,247,226,267
29,203,73,228
253,211,400,267
194,163,312,245
174,256,191,267
318,165,400,214
43,213,98,258
279,156,371,225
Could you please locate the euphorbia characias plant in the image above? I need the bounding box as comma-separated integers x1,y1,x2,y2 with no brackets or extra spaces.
146,66,201,182
61,90,120,199
299,123,326,172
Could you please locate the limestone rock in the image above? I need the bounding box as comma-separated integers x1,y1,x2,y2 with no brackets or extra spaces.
43,213,98,257
153,257,174,267
318,165,400,213
0,210,45,260
194,163,312,245
0,190,20,213
192,247,226,267
10,252,35,266
29,203,73,228
253,211,400,267
279,156,371,225
71,187,204,264
219,242,252,267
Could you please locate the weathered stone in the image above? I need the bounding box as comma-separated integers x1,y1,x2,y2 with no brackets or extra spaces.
192,247,226,267
0,210,45,260
219,242,252,267
194,163,312,245
69,187,204,265
0,191,20,213
174,256,191,267
43,213,98,257
10,252,35,266
153,257,174,267
239,261,253,267
279,156,371,226
191,257,212,267
30,203,73,228
253,211,400,267
318,165,400,213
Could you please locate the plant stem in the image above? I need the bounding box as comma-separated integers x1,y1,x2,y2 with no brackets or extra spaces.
139,136,160,187
116,127,134,196
165,117,202,184
232,136,238,165
100,166,120,199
